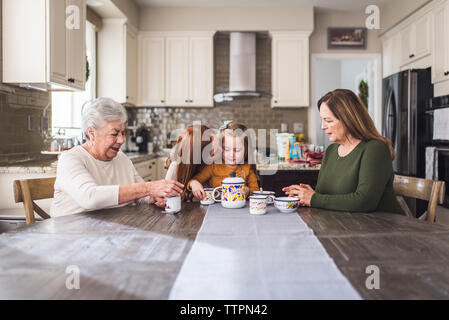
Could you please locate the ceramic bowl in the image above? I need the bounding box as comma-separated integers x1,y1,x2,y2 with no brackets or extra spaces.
274,197,299,213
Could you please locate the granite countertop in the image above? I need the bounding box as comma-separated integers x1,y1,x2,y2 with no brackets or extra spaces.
0,151,169,174
256,162,321,171
0,159,58,174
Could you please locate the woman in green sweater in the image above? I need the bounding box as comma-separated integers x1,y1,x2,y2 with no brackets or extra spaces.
283,89,403,214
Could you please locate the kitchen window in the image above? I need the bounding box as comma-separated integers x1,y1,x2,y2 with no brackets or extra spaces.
51,21,96,142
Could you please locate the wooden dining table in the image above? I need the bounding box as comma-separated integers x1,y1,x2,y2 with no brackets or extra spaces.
1,202,449,299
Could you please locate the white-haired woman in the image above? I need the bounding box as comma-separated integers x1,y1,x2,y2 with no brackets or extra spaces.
50,97,183,217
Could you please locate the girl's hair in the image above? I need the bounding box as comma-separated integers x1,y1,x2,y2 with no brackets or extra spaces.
219,121,258,181
220,122,250,163
165,125,212,201
317,89,395,159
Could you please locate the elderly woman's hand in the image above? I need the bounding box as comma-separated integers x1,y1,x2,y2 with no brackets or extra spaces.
283,184,315,207
147,180,184,199
149,196,166,208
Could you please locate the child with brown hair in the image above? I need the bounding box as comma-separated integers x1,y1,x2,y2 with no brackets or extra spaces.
187,121,259,200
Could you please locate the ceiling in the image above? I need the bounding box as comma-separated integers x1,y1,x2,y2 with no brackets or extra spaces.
134,0,390,12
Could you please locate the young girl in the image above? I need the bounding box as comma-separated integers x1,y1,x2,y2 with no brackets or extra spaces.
188,121,259,200
164,125,214,202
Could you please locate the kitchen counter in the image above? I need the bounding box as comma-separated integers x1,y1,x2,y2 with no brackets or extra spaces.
0,159,58,174
0,151,169,174
256,162,320,171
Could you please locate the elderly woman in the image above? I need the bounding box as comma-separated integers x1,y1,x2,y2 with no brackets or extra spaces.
283,89,403,214
50,97,183,217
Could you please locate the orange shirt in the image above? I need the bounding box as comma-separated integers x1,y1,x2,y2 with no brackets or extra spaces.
187,163,259,193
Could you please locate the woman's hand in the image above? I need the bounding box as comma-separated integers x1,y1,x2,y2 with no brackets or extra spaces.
147,180,184,199
190,180,205,200
149,196,166,208
282,185,301,195
283,184,315,207
244,187,250,197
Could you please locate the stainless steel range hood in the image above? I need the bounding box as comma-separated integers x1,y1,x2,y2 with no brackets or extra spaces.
214,32,263,103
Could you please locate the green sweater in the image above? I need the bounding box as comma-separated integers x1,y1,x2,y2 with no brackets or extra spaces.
311,140,403,214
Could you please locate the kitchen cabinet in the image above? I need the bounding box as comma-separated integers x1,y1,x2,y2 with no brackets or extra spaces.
134,157,168,182
138,31,214,107
138,36,166,106
2,0,86,91
382,33,402,78
270,31,311,108
156,157,168,180
165,37,190,106
98,20,137,105
432,1,449,85
400,14,431,67
134,159,157,182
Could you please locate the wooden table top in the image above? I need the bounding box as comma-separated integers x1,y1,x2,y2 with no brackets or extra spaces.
1,202,449,299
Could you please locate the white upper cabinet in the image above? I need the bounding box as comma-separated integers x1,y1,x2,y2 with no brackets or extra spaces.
2,0,86,91
138,36,166,106
138,31,214,107
189,37,214,106
125,27,138,105
270,31,311,108
165,37,190,106
98,20,137,105
400,13,431,66
382,33,402,78
432,1,449,84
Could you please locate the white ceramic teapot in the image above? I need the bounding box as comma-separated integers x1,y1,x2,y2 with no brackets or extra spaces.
213,172,246,209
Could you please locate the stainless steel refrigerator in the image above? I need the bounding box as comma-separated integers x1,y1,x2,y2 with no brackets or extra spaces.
382,68,433,216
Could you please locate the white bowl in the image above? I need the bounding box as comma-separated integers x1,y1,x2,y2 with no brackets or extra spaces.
274,197,299,213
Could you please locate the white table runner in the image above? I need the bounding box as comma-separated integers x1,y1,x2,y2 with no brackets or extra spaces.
169,204,361,300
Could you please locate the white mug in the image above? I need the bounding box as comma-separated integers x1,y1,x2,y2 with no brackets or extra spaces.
164,196,181,214
249,195,268,215
200,188,216,205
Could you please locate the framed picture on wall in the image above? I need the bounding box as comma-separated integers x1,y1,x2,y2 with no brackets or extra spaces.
327,27,367,49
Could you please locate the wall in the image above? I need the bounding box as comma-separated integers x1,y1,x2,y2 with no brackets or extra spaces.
313,59,341,147
0,0,51,164
128,33,308,149
139,5,314,31
111,0,139,28
380,0,431,32
310,10,382,54
340,60,371,93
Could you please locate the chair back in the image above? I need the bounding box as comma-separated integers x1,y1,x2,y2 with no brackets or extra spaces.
13,177,56,224
393,175,446,223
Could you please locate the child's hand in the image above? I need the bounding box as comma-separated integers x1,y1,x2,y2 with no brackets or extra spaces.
244,187,250,197
190,180,205,200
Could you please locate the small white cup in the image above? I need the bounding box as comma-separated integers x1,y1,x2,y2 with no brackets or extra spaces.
253,191,275,204
249,195,268,215
165,196,181,214
200,188,216,205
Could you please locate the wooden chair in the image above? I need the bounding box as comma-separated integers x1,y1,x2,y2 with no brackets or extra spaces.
13,177,56,225
393,175,446,223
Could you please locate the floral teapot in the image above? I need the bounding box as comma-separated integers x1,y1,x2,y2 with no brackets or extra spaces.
213,172,246,209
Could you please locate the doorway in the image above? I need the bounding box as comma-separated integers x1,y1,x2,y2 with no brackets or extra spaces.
309,53,382,147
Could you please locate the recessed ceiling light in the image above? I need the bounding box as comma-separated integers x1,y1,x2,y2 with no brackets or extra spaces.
86,0,104,7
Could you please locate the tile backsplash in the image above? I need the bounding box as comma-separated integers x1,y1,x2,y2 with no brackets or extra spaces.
127,32,308,149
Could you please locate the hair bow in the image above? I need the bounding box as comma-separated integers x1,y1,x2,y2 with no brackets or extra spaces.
219,120,233,130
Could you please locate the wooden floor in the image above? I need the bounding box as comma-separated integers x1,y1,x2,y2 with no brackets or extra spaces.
1,202,449,299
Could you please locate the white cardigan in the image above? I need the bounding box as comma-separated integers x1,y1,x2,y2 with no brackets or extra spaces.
50,146,145,217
